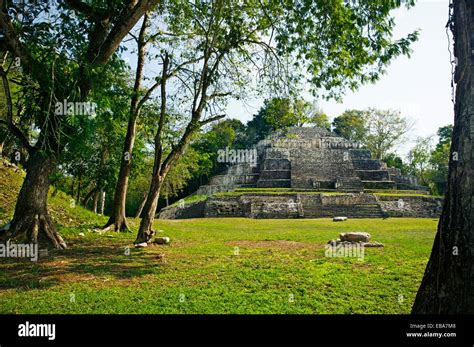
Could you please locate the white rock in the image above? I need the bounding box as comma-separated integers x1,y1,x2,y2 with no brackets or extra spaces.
154,237,171,245
333,216,348,222
340,232,371,243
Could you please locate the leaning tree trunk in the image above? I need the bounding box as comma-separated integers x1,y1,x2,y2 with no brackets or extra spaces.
135,176,163,244
0,150,66,249
102,115,137,231
412,0,473,313
103,15,149,232
93,190,99,214
135,193,147,218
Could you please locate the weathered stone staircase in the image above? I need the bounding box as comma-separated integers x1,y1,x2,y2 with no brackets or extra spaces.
336,177,363,191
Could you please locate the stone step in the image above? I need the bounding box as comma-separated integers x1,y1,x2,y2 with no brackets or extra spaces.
351,159,385,170
301,203,385,218
355,170,390,181
235,183,257,188
256,179,291,188
362,180,397,190
259,170,291,180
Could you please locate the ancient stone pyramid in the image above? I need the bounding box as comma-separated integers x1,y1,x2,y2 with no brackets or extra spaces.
159,127,442,220
196,126,425,195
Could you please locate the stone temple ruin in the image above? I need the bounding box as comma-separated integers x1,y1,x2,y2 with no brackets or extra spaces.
159,127,443,219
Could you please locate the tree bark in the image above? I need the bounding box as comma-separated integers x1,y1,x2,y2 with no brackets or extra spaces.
103,15,149,232
135,193,147,218
135,177,163,243
76,173,82,204
100,189,106,215
0,1,157,248
135,52,170,244
0,151,67,249
93,190,99,214
81,186,97,208
134,45,225,243
412,0,474,313
102,115,136,231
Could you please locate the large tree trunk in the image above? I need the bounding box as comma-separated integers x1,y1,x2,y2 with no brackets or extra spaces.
0,151,66,249
102,116,137,231
93,190,99,214
412,0,474,313
135,193,147,218
76,173,82,204
103,15,149,232
81,186,97,208
135,176,163,244
100,189,106,215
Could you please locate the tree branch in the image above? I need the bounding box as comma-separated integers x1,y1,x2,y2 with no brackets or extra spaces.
199,114,226,126
91,0,160,66
0,65,33,153
0,0,36,79
137,80,160,111
63,0,108,20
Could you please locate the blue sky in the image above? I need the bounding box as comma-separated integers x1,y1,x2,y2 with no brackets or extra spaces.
225,0,453,156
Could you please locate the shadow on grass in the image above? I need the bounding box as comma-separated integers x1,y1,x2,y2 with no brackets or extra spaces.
0,238,164,290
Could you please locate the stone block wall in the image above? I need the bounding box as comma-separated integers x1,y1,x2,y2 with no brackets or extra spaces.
377,195,443,218
157,193,442,220
158,201,206,219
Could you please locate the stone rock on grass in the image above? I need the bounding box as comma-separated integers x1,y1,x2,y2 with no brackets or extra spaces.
154,237,171,245
339,232,371,243
327,234,384,248
333,216,348,222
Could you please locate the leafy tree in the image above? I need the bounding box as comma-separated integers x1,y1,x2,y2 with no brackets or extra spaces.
363,108,412,159
309,112,331,131
429,143,450,195
193,119,246,177
435,124,453,150
425,125,453,195
134,0,419,243
245,98,329,144
104,14,164,232
0,0,159,248
261,98,296,130
160,147,201,205
332,109,368,143
0,0,419,247
383,152,408,174
292,99,330,130
407,136,434,187
245,102,275,144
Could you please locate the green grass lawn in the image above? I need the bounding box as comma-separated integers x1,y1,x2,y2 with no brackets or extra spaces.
0,216,438,314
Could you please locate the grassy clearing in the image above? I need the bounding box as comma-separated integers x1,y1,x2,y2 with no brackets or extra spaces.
0,217,437,314
0,164,437,314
